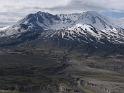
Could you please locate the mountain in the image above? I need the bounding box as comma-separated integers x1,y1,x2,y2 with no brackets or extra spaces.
0,11,124,53
113,18,124,28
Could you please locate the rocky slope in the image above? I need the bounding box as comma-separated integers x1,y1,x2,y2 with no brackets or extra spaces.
0,11,124,53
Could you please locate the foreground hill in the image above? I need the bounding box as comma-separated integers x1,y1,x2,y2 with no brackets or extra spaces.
0,49,123,93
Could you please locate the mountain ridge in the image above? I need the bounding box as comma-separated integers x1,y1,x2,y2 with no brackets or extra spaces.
0,11,124,54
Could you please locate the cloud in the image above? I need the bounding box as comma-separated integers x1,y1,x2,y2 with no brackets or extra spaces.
47,0,124,12
0,0,71,27
0,0,124,14
0,0,70,11
0,0,124,27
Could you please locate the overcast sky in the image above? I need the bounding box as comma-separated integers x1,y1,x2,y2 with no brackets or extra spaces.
0,0,124,27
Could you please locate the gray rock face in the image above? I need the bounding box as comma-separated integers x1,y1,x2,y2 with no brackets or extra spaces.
0,11,124,53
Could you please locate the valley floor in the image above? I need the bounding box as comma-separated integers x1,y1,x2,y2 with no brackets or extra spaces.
0,48,123,93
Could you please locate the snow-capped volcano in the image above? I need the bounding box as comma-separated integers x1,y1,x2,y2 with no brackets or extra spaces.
0,11,124,51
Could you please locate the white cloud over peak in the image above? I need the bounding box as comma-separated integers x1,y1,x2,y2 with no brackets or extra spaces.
0,0,124,27
0,0,70,10
0,0,124,13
